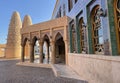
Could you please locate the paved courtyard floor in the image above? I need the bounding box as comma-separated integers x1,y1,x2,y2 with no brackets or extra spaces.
0,60,87,83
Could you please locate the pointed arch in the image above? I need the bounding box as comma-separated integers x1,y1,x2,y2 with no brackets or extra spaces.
90,5,104,54
54,32,65,64
54,32,64,42
114,0,120,54
79,17,87,53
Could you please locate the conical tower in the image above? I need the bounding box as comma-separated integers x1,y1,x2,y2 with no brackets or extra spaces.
22,15,32,58
5,11,22,58
22,15,32,28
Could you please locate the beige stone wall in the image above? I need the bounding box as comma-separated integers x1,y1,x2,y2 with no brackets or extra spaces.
21,16,69,64
0,44,6,57
68,53,120,83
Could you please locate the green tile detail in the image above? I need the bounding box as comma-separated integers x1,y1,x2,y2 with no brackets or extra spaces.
76,18,81,53
69,25,73,53
87,6,94,54
107,0,118,55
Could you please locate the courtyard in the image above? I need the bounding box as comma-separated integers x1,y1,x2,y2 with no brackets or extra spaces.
0,59,87,83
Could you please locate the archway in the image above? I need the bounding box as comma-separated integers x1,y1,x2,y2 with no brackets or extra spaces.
32,37,40,63
43,35,50,64
55,32,65,64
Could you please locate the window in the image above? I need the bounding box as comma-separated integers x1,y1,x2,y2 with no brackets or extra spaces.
68,0,73,12
75,0,78,3
63,4,66,16
79,18,87,53
91,6,104,54
115,0,120,53
59,7,62,17
71,23,76,52
55,7,62,18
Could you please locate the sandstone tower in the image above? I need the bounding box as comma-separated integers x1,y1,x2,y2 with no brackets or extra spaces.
22,15,32,28
22,15,32,58
5,11,22,58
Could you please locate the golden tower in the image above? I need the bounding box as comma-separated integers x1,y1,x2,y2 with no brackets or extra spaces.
5,11,22,58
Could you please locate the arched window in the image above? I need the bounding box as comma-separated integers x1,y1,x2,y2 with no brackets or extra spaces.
68,0,73,12
79,18,87,53
75,0,78,3
71,24,76,52
115,0,120,53
91,5,104,54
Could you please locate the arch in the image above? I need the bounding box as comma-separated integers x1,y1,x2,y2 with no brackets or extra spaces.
42,34,50,43
32,36,39,45
54,32,64,41
90,5,104,54
23,38,29,46
53,31,64,42
55,32,65,64
31,36,40,63
42,34,50,41
42,34,50,64
114,0,120,54
22,37,30,61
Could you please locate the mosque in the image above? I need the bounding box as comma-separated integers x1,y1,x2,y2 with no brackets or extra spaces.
2,0,120,83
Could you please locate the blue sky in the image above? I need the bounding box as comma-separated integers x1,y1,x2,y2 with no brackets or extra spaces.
0,0,56,44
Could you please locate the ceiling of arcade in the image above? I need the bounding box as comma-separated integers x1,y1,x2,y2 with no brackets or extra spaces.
21,16,69,44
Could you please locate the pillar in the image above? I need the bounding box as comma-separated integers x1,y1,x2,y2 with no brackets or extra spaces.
29,42,34,63
46,43,49,63
64,26,68,65
39,40,43,63
50,41,55,64
21,44,25,62
64,40,68,65
107,0,118,55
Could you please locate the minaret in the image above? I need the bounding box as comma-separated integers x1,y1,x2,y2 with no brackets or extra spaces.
22,15,32,28
5,11,22,58
22,15,32,58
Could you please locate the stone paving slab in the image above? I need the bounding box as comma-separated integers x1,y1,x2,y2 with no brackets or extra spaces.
0,60,88,83
51,64,87,81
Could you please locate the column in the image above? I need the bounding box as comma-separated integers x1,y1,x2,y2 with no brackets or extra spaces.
64,40,68,65
39,40,43,63
46,43,49,63
64,26,68,65
107,0,118,55
21,44,25,62
29,42,34,63
50,41,55,64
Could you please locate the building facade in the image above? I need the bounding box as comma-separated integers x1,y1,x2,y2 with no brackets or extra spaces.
19,0,120,83
52,0,120,83
52,0,120,56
